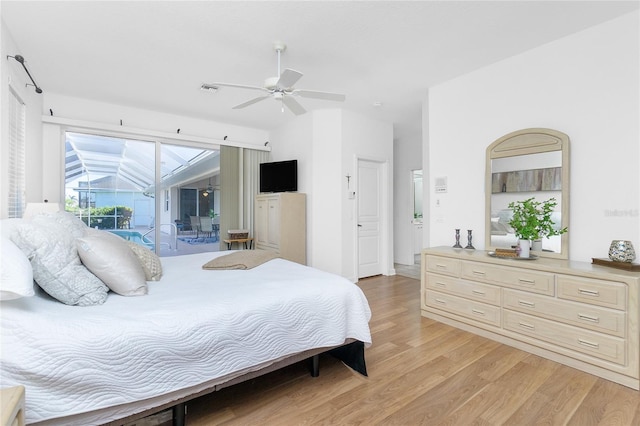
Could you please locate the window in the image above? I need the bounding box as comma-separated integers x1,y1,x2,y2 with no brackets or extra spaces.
7,88,26,218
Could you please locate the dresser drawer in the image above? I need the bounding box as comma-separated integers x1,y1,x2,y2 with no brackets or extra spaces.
426,273,501,305
461,261,555,296
557,275,627,310
426,290,501,327
504,310,626,365
504,289,626,338
426,256,461,277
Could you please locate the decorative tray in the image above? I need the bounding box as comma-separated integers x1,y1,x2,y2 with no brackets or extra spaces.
592,258,640,271
488,251,538,260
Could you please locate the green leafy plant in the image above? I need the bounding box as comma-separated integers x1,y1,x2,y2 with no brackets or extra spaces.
508,197,567,241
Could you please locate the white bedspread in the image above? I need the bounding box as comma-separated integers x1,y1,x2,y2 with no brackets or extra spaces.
0,252,372,425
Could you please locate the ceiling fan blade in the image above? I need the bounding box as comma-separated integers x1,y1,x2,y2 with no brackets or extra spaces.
276,69,303,90
203,82,268,92
291,89,346,102
282,96,306,115
232,95,270,109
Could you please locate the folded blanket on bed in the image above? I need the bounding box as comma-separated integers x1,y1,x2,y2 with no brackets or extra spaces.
202,250,279,270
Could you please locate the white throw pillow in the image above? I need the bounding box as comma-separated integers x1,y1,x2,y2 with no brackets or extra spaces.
0,237,34,300
77,232,148,296
11,213,108,306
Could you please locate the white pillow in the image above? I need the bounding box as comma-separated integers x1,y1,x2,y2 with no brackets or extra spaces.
11,213,108,306
0,218,24,240
0,237,34,300
77,232,148,296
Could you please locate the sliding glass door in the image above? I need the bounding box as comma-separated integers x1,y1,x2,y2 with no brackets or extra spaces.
64,131,220,256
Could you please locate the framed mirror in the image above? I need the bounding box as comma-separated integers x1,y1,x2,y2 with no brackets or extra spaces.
485,128,570,259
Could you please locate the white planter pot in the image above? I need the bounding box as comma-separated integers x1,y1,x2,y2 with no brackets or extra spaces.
519,239,530,258
531,239,542,252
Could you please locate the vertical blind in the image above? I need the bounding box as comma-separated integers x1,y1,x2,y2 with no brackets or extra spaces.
8,88,26,218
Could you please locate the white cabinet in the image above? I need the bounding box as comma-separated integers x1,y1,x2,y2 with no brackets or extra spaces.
255,193,306,264
421,246,640,389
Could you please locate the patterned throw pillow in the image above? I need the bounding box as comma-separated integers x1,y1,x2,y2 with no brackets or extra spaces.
125,241,163,281
11,213,108,306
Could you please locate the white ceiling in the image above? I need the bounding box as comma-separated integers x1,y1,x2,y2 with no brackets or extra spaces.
2,1,638,142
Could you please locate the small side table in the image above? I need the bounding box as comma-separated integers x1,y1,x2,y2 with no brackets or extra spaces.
1,385,25,426
223,238,254,250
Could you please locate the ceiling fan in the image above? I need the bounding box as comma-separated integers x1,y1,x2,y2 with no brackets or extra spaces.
201,42,346,116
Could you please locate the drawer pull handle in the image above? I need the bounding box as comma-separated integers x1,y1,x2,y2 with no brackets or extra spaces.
472,289,486,296
435,264,448,269
578,338,600,349
518,278,536,285
435,281,446,287
472,270,486,276
518,321,535,330
471,309,485,316
435,298,447,305
578,288,600,297
578,313,600,323
518,300,535,308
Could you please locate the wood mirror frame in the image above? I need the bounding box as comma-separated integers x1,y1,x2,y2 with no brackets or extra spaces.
485,128,570,260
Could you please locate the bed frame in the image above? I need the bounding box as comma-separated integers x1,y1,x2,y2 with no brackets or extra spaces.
103,340,366,426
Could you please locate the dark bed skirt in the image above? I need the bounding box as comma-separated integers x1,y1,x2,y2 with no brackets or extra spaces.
328,340,368,376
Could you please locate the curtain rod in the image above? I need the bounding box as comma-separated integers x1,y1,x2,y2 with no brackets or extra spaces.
7,55,42,94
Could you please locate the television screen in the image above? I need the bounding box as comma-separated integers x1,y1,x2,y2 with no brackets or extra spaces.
259,160,298,193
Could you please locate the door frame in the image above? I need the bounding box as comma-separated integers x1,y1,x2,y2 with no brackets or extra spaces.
353,155,392,279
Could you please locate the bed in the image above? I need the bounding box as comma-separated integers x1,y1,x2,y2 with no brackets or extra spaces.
0,213,372,425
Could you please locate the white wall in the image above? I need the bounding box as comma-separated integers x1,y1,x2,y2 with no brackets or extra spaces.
1,19,44,216
426,11,639,262
270,108,393,280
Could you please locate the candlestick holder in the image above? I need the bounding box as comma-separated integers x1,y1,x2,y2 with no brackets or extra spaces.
453,229,462,248
465,229,475,250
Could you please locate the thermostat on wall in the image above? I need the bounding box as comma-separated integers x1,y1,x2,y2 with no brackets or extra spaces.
435,176,447,193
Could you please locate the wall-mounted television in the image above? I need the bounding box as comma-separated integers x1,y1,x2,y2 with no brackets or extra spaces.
259,160,298,193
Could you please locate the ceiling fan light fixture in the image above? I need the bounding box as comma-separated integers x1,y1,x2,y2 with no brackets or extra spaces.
204,41,345,115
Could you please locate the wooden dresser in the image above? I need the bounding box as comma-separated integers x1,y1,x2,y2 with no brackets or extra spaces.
1,386,25,426
421,247,640,389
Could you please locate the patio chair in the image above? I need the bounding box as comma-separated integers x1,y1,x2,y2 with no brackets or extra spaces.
199,217,213,238
190,216,201,237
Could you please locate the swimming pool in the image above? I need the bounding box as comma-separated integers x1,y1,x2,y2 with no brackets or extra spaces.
108,230,154,249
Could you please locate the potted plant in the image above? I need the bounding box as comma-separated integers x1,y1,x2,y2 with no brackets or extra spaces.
508,197,567,257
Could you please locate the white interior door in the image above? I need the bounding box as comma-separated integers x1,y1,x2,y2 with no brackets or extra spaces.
358,159,383,278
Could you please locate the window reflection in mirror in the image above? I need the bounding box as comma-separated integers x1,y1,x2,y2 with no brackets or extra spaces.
489,151,563,253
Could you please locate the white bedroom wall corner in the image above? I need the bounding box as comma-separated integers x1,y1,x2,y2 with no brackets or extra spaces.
311,109,343,275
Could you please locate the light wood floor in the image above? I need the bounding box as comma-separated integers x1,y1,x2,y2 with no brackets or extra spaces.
185,275,640,425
